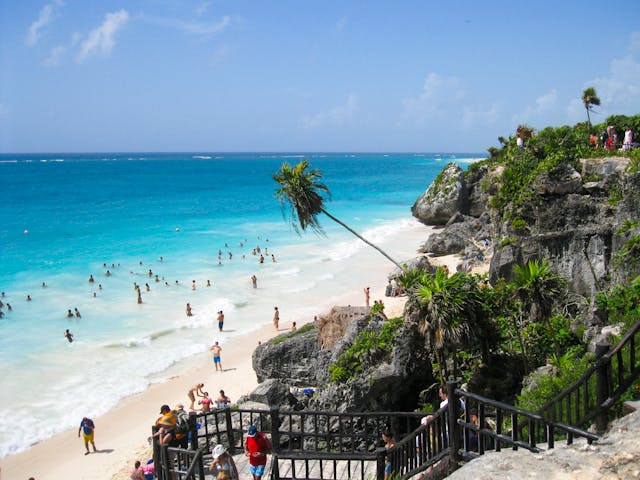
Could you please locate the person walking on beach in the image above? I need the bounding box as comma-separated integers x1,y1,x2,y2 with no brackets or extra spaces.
273,306,279,330
364,287,370,307
211,341,223,372
186,303,193,317
188,383,205,410
251,275,257,289
244,425,271,480
78,417,97,455
217,310,224,331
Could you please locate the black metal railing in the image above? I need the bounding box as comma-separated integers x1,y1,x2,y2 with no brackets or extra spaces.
539,319,640,434
154,319,640,480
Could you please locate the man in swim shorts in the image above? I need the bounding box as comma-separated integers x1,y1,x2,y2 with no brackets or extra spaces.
78,417,97,455
217,311,224,331
210,341,223,372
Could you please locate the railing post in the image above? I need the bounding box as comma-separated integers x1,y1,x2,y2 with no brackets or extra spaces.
595,341,611,434
446,380,461,466
225,407,236,455
270,406,281,453
161,444,171,480
375,447,387,480
151,426,162,480
188,412,198,450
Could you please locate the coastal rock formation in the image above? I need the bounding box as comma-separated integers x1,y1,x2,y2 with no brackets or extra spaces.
249,307,433,413
412,163,467,225
412,156,640,331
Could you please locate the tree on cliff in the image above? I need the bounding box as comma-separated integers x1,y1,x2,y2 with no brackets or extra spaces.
512,259,567,367
581,87,601,133
274,159,404,270
412,267,483,383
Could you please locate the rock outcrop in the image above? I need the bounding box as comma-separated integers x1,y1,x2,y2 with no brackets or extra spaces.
248,306,434,413
412,163,467,225
411,156,640,339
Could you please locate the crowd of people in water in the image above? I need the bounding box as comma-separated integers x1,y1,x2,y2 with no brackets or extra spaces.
0,236,284,344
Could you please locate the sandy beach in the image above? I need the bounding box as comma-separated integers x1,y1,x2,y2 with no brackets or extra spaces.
0,226,472,480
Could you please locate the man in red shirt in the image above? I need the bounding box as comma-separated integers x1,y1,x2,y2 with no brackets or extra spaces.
244,425,270,479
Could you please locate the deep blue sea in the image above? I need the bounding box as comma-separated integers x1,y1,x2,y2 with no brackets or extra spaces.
0,152,484,456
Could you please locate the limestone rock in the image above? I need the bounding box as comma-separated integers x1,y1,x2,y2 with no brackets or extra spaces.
412,163,467,225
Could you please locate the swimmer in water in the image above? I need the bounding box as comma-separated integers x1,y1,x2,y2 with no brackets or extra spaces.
75,308,81,318
64,329,74,343
67,309,74,318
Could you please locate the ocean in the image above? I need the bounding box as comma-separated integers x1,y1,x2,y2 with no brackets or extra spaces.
0,152,484,457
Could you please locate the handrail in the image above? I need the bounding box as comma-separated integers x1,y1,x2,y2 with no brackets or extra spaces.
539,318,640,433
155,318,640,480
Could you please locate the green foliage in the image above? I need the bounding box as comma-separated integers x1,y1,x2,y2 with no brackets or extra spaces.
614,235,640,268
500,236,517,247
328,317,403,383
607,185,623,205
270,323,315,345
485,115,640,216
596,275,640,331
616,220,639,234
370,302,385,316
510,218,528,232
516,349,593,414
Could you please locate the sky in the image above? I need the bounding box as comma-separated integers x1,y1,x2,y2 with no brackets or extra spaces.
1,0,639,153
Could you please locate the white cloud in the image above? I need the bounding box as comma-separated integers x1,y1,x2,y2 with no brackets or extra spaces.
401,73,465,124
146,15,231,35
512,89,558,124
301,95,357,129
463,104,499,129
44,45,66,67
26,1,62,47
195,2,213,16
336,17,347,33
76,10,129,63
630,31,640,52
591,56,640,112
211,44,230,64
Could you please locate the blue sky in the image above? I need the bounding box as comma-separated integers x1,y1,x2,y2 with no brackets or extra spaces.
1,1,639,153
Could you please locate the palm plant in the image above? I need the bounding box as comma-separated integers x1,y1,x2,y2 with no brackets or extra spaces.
511,259,567,368
412,267,483,383
581,87,601,134
513,259,566,325
273,159,403,270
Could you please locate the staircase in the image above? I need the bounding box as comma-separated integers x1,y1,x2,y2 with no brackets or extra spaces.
153,318,640,480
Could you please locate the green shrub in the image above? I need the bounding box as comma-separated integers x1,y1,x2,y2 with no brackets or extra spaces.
329,317,403,383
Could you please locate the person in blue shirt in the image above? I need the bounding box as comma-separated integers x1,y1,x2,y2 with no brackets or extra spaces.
78,417,97,455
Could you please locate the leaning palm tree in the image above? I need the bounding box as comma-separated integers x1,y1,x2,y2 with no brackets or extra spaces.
581,87,601,134
274,159,403,270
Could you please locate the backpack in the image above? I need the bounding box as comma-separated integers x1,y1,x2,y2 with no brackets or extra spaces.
174,410,190,435
258,432,272,453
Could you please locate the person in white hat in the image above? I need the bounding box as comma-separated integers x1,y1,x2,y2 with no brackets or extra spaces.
209,444,238,480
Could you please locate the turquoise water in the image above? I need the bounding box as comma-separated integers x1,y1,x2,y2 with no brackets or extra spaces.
0,152,483,456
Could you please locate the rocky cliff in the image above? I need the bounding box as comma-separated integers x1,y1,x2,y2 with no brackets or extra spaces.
412,157,640,339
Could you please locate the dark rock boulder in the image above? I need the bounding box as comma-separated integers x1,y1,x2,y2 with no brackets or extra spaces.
252,323,328,386
412,163,467,225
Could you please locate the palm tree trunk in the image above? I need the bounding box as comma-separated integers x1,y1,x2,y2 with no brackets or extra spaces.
585,107,591,134
320,208,404,270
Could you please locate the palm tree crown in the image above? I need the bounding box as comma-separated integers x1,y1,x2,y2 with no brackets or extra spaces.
581,87,601,133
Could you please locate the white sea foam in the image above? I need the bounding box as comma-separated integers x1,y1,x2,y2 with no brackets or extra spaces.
193,155,212,159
